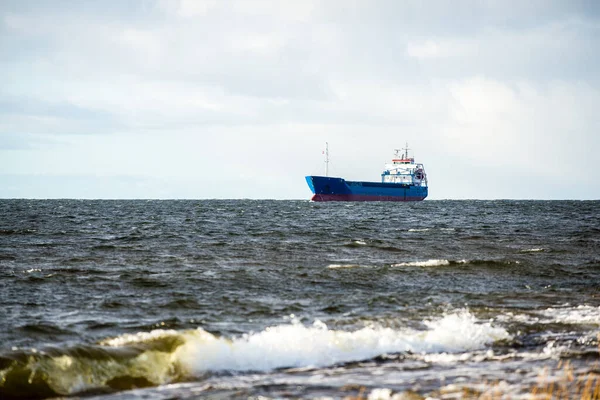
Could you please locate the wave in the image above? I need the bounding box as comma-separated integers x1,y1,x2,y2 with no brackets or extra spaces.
0,311,510,398
0,228,37,235
407,228,455,232
327,264,362,269
497,305,600,325
391,259,521,268
540,305,600,325
519,248,545,253
341,240,405,253
463,259,521,266
343,240,368,248
392,259,454,267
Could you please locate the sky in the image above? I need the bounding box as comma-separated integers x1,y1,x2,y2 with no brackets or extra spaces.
1,0,599,200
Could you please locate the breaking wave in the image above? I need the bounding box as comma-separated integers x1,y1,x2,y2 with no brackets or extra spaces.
392,259,454,267
391,259,521,268
327,264,362,269
519,248,545,253
0,310,510,398
540,305,600,325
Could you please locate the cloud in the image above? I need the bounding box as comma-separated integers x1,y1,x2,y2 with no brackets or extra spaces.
441,76,599,183
164,0,218,18
158,0,317,22
0,0,599,199
0,96,121,136
406,40,470,60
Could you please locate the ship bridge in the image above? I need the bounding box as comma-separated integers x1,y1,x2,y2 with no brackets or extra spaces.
381,145,427,187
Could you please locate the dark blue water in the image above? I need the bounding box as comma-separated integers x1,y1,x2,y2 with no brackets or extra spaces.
0,200,599,399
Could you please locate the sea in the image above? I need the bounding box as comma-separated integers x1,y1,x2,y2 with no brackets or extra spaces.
0,199,599,399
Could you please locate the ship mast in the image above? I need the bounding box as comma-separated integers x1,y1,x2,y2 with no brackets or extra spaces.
325,142,329,177
402,142,411,160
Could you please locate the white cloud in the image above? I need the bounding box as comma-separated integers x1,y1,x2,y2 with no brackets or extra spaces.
229,33,287,54
119,28,163,62
406,40,470,60
157,0,218,18
441,77,599,182
231,0,317,22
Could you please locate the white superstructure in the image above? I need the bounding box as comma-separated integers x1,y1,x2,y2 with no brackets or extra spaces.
381,144,427,187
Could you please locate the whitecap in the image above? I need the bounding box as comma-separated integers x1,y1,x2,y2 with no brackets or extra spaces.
327,264,361,269
391,259,450,267
175,310,510,374
367,388,393,400
494,305,600,327
520,248,545,253
202,270,218,278
100,328,181,347
539,305,600,325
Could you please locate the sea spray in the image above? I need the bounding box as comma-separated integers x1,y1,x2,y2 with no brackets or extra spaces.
177,310,510,374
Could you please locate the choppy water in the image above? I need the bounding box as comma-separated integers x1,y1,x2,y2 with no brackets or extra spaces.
0,199,599,399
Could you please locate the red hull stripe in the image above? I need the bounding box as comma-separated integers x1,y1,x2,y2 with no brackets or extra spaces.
311,194,425,202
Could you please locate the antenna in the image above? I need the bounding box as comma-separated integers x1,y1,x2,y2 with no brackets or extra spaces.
402,142,411,159
325,142,329,177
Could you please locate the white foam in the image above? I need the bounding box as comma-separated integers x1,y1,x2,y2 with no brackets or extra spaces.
520,248,545,253
408,228,430,232
174,310,510,374
391,259,450,267
422,349,496,364
100,329,181,347
327,264,361,269
496,305,600,329
540,305,600,325
367,388,393,400
494,312,540,325
421,312,510,352
202,270,218,278
540,340,571,359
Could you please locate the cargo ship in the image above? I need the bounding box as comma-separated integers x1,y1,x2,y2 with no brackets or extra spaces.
305,144,428,202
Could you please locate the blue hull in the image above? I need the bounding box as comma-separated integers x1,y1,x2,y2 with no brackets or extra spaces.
305,176,427,202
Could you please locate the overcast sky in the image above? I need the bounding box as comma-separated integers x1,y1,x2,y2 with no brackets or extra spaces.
1,0,599,199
